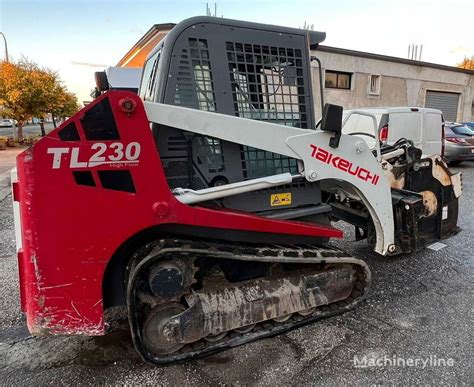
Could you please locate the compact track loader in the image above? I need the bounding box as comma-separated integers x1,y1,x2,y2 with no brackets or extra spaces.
11,17,461,364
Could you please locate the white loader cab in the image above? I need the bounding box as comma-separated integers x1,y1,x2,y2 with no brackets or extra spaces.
342,107,443,157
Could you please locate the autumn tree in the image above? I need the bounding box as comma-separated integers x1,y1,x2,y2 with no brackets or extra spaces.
50,88,79,127
33,67,59,136
457,56,474,70
0,60,40,140
0,59,79,140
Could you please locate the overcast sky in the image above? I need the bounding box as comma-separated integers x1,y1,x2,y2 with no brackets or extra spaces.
1,0,473,104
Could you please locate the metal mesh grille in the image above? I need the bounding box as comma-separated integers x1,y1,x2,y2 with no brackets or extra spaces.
226,41,305,178
164,161,206,190
173,47,196,107
189,38,217,112
174,38,217,112
173,38,224,176
240,148,298,178
194,136,225,173
226,42,307,127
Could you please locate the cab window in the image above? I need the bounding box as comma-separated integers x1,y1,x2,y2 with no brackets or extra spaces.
139,49,161,101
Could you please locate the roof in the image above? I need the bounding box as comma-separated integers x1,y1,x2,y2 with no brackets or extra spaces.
317,45,474,75
117,23,176,67
344,107,442,114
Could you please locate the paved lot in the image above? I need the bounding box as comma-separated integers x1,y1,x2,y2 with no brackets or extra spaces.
0,148,25,201
0,163,472,385
0,149,23,178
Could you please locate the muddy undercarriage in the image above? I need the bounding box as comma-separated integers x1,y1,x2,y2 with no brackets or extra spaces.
127,239,370,364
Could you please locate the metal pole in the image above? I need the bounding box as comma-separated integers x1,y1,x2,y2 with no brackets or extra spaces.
0,32,8,62
310,56,325,118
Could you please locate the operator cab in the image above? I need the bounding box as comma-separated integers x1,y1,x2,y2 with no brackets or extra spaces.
139,17,330,220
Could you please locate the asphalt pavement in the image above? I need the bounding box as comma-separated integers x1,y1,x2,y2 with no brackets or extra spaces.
0,162,472,385
0,123,55,138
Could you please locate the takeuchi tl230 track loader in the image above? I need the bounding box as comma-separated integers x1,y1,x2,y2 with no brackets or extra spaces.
11,17,462,364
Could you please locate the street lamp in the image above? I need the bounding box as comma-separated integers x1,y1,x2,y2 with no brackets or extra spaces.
0,32,9,62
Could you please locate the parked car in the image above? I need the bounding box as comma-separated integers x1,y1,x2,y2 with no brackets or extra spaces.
461,122,474,130
341,107,443,156
446,123,474,137
443,124,474,165
0,119,17,127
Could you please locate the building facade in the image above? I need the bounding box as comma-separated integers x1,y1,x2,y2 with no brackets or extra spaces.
312,46,474,122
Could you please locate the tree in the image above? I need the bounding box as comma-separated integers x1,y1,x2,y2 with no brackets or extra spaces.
457,56,474,70
32,66,59,136
0,60,40,140
50,89,79,127
0,59,79,140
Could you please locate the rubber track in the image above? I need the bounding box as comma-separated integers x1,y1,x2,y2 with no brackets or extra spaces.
127,239,371,365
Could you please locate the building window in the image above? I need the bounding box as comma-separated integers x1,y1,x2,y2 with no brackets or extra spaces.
325,70,351,90
369,74,381,95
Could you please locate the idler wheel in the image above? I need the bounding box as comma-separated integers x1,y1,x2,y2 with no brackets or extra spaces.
142,303,186,355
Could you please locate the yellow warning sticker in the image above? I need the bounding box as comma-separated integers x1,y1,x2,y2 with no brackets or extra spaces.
270,192,292,207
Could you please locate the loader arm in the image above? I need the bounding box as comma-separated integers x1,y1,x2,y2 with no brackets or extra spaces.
145,102,395,255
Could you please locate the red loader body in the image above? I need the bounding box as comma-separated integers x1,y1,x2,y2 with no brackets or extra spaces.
13,91,342,336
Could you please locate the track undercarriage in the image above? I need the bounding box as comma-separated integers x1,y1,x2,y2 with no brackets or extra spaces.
127,239,370,364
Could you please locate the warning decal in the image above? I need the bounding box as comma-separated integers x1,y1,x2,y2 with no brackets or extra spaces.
270,193,292,207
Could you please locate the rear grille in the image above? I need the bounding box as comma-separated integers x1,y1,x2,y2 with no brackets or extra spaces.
226,41,307,178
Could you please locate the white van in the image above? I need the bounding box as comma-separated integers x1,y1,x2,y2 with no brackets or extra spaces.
341,107,443,157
